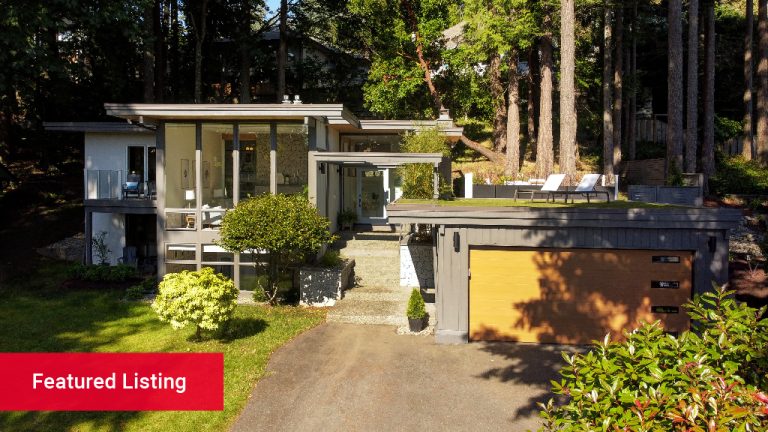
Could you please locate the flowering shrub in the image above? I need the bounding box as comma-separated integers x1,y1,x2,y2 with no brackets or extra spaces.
539,284,768,431
151,267,238,339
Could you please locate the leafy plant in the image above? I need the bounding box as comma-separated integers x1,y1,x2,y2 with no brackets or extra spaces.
68,264,136,283
125,284,146,300
319,250,343,267
538,284,768,431
397,128,451,199
337,209,357,227
91,231,111,265
710,155,768,195
406,288,427,320
666,159,684,186
151,267,238,340
217,194,336,305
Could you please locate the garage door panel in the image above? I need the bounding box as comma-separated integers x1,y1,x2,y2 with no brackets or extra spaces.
469,248,693,344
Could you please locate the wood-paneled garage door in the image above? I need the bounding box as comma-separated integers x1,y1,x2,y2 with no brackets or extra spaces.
469,248,693,344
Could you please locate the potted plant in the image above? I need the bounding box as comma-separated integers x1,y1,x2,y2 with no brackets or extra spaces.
406,288,427,332
338,209,357,231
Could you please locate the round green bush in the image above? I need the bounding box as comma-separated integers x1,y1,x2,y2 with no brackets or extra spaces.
151,267,238,339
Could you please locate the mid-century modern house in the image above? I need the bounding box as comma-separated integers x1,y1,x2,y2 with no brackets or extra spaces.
45,103,460,289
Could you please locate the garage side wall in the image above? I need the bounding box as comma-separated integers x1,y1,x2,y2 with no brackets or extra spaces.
434,225,730,344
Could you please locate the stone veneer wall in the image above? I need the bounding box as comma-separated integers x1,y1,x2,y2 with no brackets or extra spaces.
400,240,435,288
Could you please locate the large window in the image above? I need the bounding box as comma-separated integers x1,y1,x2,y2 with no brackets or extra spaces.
164,123,196,208
201,123,234,208
340,134,401,152
276,123,308,195
239,124,271,200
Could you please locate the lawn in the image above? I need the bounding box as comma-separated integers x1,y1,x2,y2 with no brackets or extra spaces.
395,198,679,209
0,261,326,432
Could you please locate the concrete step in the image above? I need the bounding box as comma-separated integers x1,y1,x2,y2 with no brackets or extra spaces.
343,286,410,302
327,298,408,326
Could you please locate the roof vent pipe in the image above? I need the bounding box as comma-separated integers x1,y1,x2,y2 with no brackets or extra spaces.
282,95,291,104
293,95,302,104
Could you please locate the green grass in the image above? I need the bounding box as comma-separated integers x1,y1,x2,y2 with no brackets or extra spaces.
0,261,326,432
396,198,681,209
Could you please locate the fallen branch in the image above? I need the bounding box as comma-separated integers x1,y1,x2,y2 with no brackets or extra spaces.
459,135,502,163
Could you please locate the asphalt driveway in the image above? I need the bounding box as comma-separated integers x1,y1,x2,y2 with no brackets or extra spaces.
230,323,569,432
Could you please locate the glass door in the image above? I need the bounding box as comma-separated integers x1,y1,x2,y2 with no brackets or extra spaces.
357,169,389,223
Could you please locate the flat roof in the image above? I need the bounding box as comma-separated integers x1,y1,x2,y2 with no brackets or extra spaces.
102,103,464,137
43,122,155,133
386,203,742,230
309,151,446,167
104,103,360,127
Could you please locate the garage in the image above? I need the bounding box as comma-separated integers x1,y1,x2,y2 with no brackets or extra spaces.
468,248,693,344
386,204,741,344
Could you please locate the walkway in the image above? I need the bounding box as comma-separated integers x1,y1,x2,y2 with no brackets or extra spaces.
230,323,566,432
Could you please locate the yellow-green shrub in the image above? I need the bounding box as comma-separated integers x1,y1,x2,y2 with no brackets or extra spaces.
151,267,238,339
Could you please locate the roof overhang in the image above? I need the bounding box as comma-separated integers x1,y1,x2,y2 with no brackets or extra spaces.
309,151,446,168
104,103,360,127
43,122,155,133
386,205,743,230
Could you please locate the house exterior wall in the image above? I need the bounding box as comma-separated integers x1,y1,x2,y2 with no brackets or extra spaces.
386,205,741,344
91,212,125,265
84,132,154,172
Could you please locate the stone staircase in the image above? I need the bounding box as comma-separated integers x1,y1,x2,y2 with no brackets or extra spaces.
327,231,411,326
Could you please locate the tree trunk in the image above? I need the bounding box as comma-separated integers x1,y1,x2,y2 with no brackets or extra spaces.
154,0,166,102
744,0,754,159
169,0,179,101
489,52,507,152
560,0,577,181
685,0,699,172
536,21,554,179
192,0,208,103
527,43,539,159
628,0,638,160
239,0,252,103
757,0,768,164
460,135,502,163
613,3,623,175
143,3,155,103
505,54,521,177
277,0,288,102
702,1,716,179
667,0,684,178
603,2,614,177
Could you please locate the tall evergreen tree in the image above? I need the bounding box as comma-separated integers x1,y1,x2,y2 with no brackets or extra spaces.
560,0,577,181
744,0,754,159
685,0,699,172
667,0,684,178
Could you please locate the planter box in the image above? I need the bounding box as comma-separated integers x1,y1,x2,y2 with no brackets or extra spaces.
473,184,496,198
299,258,355,307
628,185,702,207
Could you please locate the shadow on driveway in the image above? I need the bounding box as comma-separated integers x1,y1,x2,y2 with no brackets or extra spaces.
231,323,570,431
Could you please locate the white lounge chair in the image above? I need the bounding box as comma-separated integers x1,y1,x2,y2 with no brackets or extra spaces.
549,173,610,203
514,174,566,201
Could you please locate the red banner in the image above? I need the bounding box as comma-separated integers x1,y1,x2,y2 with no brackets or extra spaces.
0,353,224,411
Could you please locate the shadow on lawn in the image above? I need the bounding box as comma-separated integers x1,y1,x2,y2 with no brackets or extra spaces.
212,317,268,343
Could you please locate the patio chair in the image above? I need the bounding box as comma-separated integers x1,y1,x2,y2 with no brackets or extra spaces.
118,246,138,268
549,173,610,203
122,173,142,199
514,174,566,201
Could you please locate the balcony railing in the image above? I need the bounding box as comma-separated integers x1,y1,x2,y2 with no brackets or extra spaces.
84,169,155,200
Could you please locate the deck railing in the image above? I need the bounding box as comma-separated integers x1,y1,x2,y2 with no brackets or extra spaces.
84,169,124,200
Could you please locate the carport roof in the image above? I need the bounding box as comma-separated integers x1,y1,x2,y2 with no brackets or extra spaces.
309,151,446,168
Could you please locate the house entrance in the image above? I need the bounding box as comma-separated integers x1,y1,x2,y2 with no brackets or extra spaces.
356,168,402,224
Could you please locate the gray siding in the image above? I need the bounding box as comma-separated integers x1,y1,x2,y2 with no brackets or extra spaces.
434,223,732,344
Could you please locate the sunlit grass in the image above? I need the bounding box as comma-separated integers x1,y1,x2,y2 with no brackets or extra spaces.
0,263,326,432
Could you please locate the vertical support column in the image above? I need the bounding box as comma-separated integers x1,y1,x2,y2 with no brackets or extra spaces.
233,123,240,206
464,173,474,198
195,123,202,215
156,122,166,280
433,164,440,199
307,152,318,207
84,210,93,265
270,123,277,194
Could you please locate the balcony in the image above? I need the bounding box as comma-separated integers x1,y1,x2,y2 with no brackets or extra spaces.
84,170,156,213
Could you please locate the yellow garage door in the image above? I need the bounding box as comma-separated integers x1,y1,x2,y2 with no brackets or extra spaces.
469,248,693,344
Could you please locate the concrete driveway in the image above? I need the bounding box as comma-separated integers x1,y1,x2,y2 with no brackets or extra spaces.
230,323,568,432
